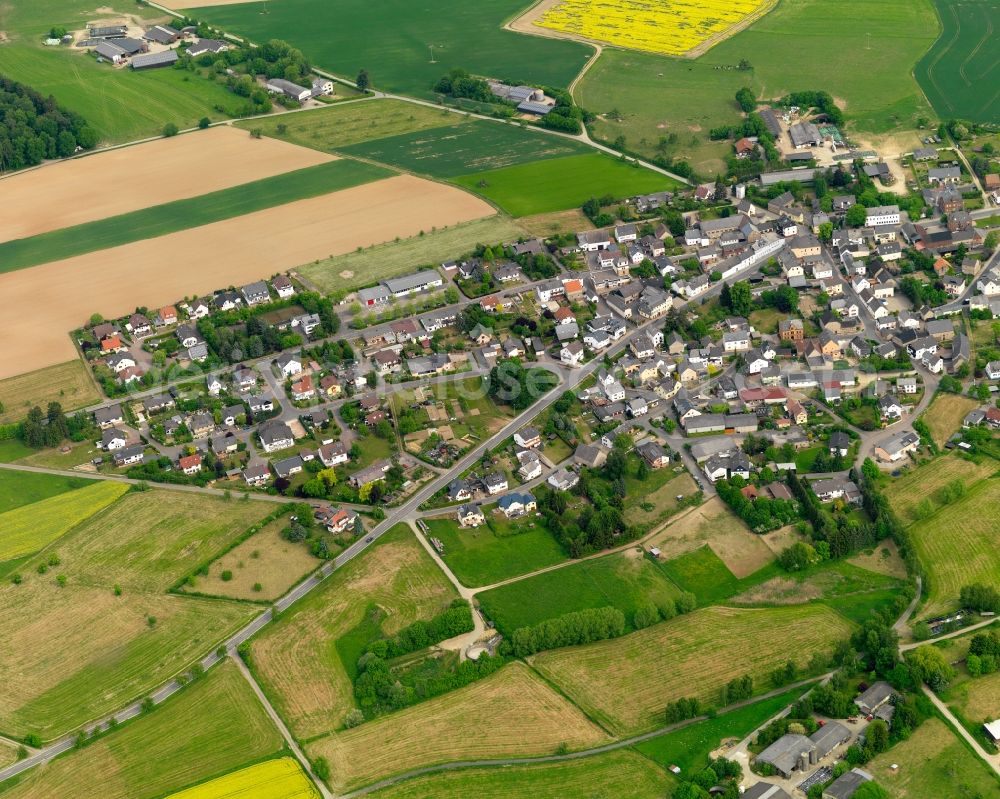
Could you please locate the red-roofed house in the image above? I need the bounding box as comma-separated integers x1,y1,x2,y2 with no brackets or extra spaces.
291,374,315,401
179,453,202,475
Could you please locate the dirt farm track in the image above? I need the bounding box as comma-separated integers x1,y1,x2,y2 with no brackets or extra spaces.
0,175,494,378
0,127,334,243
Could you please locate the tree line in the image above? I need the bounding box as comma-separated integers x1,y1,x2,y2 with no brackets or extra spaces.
0,77,98,172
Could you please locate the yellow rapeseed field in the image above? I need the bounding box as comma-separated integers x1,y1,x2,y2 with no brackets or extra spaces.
0,480,128,562
164,758,319,799
535,0,772,56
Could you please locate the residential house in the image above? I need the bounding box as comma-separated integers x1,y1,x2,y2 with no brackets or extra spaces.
458,503,485,528
514,427,542,449
875,430,920,462
178,453,202,476
497,491,537,518
258,420,294,453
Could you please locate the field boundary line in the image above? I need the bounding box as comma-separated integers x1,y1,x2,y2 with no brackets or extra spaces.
231,655,334,799
337,673,828,798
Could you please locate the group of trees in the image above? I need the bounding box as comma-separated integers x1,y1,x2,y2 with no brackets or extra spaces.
487,360,557,411
432,68,494,102
350,600,492,716
960,583,1000,613
780,90,844,126
716,475,799,533
0,77,98,171
671,756,743,799
21,403,76,449
721,673,754,705
965,630,1000,677
198,291,338,365
509,607,626,657
354,648,504,716
371,601,474,659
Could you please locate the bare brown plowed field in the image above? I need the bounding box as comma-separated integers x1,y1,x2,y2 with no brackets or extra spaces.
0,127,334,242
0,175,494,378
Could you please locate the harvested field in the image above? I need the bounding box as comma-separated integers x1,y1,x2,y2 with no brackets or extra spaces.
306,662,609,792
530,605,853,735
187,517,319,601
646,496,774,578
885,451,997,521
366,749,668,799
922,394,979,447
518,208,594,237
0,127,332,243
0,660,285,799
910,476,1000,618
848,539,908,579
0,160,389,275
957,670,1000,722
163,758,319,799
0,480,128,562
0,175,494,378
251,525,458,739
300,215,524,295
0,360,101,424
868,717,1000,798
760,525,806,556
0,490,269,737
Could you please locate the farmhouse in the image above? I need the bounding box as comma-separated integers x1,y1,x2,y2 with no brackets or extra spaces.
187,38,228,57
266,79,311,101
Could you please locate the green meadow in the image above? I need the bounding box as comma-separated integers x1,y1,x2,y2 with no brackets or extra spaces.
452,152,677,216
194,0,591,98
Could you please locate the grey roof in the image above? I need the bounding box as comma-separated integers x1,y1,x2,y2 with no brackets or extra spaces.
517,100,553,115
188,38,227,54
259,419,293,445
273,455,304,478
131,49,178,69
95,404,123,423
809,720,850,757
267,78,310,96
855,681,894,713
756,733,814,774
143,24,178,43
823,769,873,799
112,37,145,54
789,121,822,147
95,40,126,59
743,784,792,799
384,270,441,294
